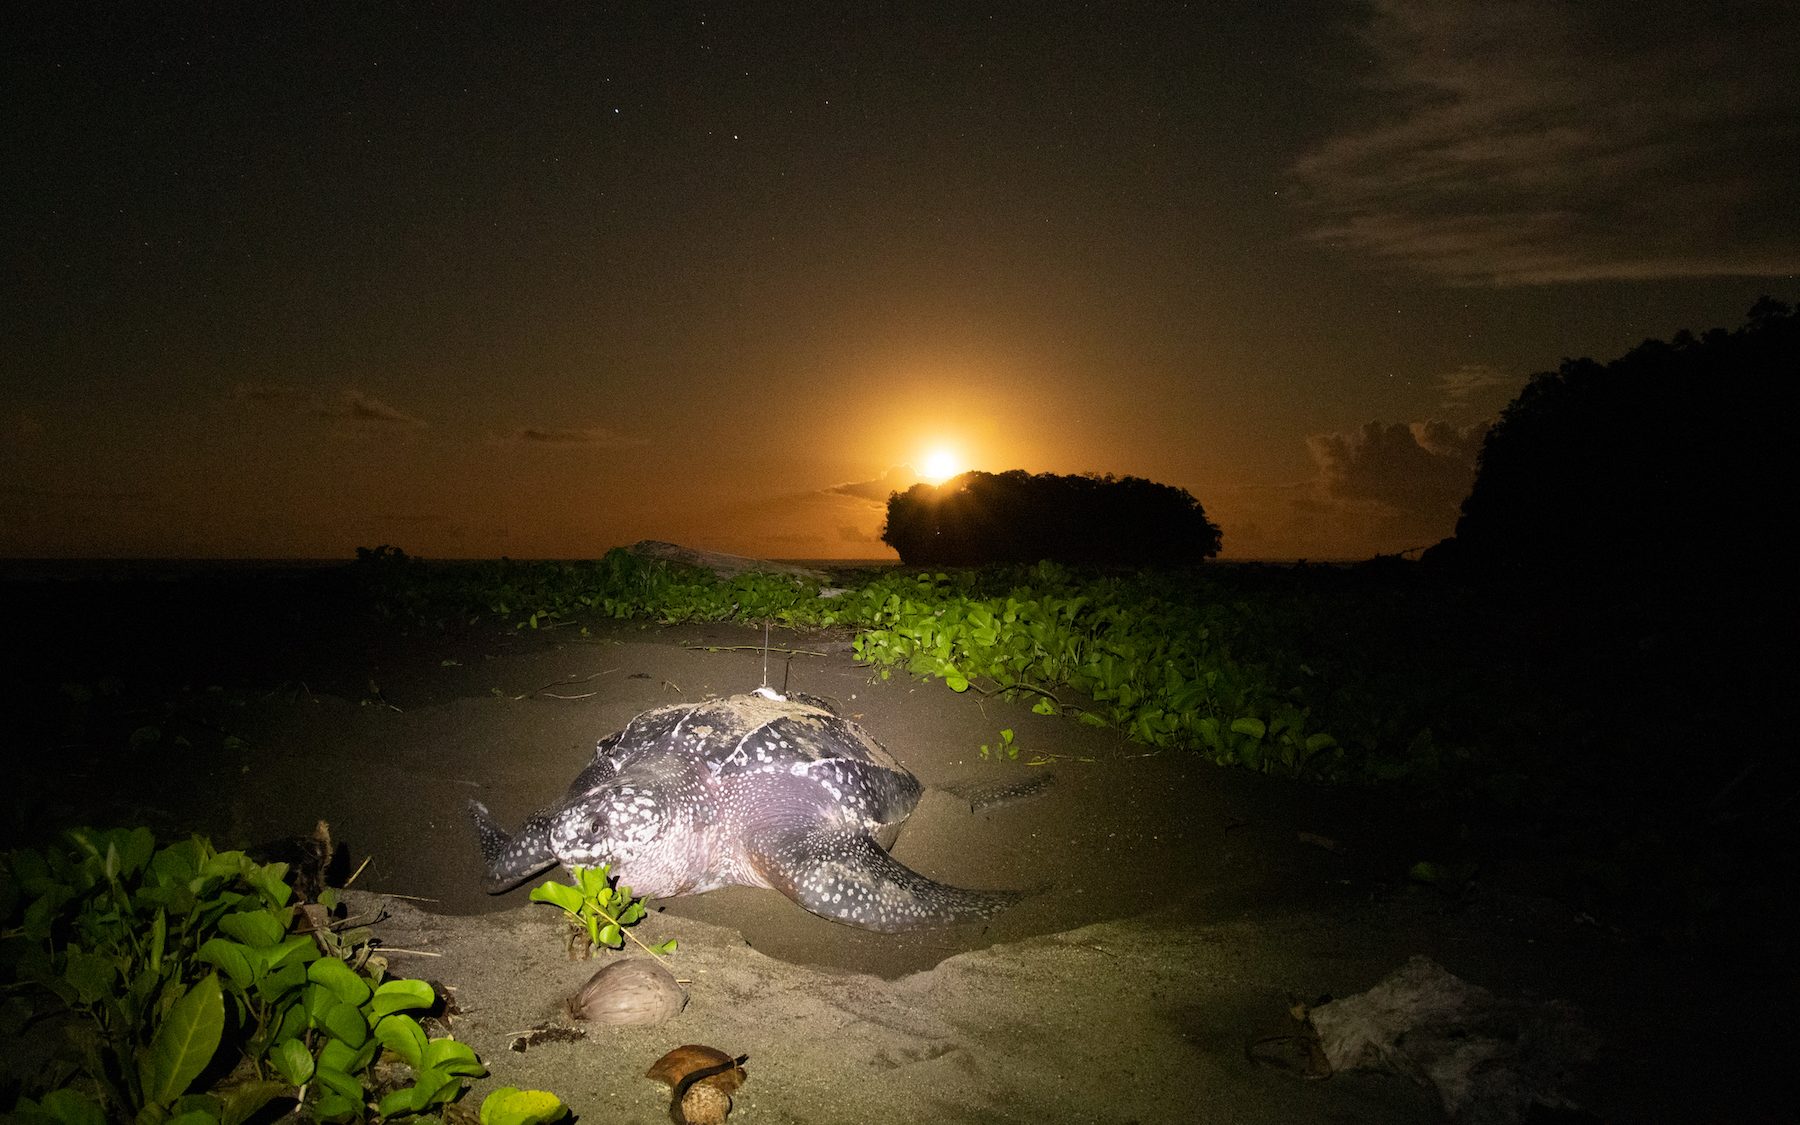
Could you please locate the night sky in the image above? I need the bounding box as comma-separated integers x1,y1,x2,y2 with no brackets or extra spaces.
5,2,1796,561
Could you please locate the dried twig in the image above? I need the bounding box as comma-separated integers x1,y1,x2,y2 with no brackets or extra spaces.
342,854,373,888
514,668,619,701
678,644,828,658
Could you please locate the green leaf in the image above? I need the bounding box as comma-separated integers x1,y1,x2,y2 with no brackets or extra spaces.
377,1082,432,1118
268,995,309,1046
1408,860,1477,890
254,958,308,1004
422,1035,485,1076
169,1092,225,1120
37,1088,109,1125
373,1012,428,1069
216,909,286,949
270,1037,314,1085
243,864,293,909
1229,716,1267,739
376,1087,428,1116
423,1070,474,1108
320,994,369,1048
196,938,255,991
201,847,251,879
480,1087,571,1125
263,934,320,972
370,977,437,1019
318,1034,375,1078
138,973,225,1108
120,827,157,878
528,881,583,914
215,1081,286,1125
306,957,372,1009
62,945,116,1005
311,1091,360,1124
148,907,167,974
311,1063,364,1101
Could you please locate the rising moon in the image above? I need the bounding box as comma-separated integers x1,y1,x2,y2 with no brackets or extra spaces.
921,448,960,483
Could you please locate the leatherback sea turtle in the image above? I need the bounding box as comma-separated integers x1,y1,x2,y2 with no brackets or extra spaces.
469,690,1022,932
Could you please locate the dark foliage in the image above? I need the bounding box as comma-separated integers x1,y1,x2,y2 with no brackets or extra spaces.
880,470,1222,566
1433,297,1796,585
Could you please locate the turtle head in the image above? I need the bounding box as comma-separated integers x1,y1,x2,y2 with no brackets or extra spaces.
549,780,669,870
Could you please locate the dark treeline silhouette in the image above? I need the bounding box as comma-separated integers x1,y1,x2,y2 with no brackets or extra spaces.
1428,297,1796,587
881,470,1222,566
1417,299,1799,881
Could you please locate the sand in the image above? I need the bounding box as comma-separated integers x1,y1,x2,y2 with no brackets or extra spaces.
7,587,1787,1123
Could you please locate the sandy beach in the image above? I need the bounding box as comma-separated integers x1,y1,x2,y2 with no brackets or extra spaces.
4,573,1785,1122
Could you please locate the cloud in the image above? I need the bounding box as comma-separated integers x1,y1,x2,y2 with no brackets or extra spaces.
827,464,920,504
1288,0,1800,284
1437,363,1523,411
1215,419,1488,558
500,425,648,449
315,391,426,427
1309,419,1484,513
234,384,427,428
1405,418,1486,462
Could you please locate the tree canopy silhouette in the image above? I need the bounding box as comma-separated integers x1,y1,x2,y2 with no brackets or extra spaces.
881,470,1222,566
1433,297,1795,583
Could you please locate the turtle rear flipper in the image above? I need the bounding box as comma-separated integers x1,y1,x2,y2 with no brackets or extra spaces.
468,799,559,893
745,822,1022,933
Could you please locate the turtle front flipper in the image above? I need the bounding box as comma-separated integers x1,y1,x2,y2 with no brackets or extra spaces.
746,822,1022,933
468,799,559,893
